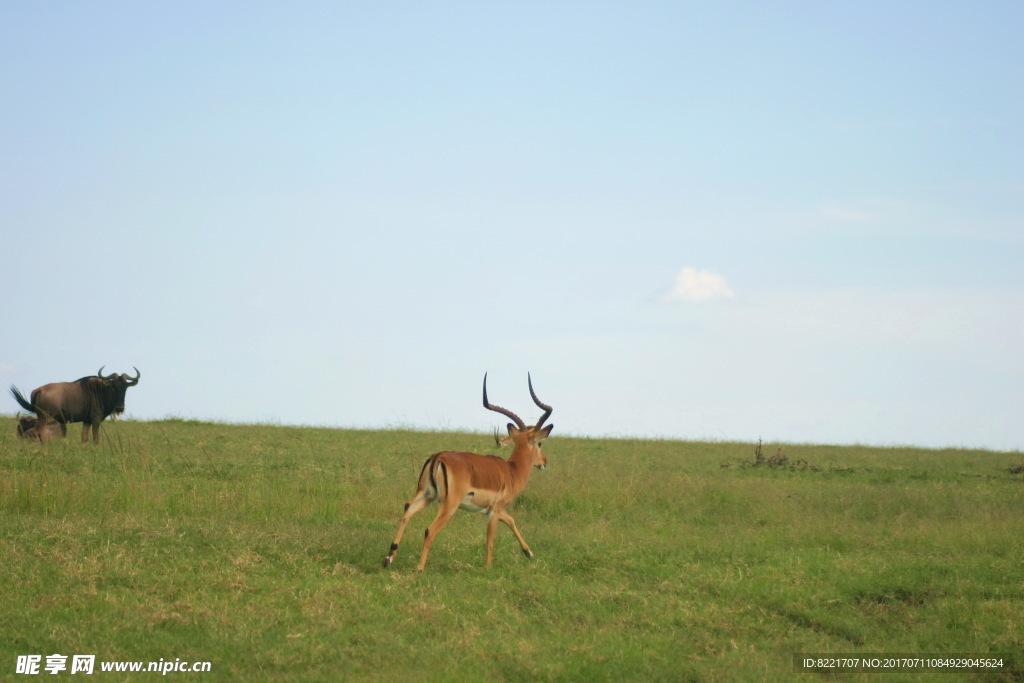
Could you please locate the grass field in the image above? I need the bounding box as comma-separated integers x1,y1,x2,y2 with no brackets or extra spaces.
1,417,1021,681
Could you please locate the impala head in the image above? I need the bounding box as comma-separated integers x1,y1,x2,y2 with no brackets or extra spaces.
484,373,554,470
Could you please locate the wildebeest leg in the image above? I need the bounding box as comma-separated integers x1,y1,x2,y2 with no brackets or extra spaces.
81,422,91,443
92,422,102,443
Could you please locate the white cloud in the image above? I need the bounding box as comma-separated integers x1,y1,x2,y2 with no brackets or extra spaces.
663,268,735,303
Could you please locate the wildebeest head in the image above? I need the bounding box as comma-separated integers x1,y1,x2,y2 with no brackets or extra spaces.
16,414,67,441
16,414,36,437
97,366,141,415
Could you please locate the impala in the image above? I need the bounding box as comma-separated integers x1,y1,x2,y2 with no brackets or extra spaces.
382,374,554,571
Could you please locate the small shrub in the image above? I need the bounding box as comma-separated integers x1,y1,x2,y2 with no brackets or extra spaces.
742,439,819,471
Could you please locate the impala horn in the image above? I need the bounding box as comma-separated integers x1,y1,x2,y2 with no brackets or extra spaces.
528,373,552,429
482,373,526,430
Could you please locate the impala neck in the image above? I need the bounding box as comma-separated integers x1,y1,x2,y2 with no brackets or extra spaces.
505,443,536,487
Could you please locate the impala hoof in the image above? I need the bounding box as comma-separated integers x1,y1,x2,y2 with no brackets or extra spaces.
382,557,392,569
523,549,534,559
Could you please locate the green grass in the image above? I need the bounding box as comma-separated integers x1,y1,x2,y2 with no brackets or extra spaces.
1,418,1022,681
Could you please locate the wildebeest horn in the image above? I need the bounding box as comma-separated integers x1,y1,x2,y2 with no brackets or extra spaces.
482,373,526,430
126,367,141,386
98,366,116,380
528,373,552,429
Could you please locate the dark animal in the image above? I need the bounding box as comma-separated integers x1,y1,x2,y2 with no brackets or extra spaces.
16,414,67,441
10,367,140,443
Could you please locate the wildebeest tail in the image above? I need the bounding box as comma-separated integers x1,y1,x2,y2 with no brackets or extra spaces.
10,385,34,413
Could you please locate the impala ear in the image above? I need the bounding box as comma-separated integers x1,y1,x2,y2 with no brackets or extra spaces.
507,423,520,436
538,424,554,440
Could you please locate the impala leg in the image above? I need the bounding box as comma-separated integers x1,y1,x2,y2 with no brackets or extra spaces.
417,496,460,572
485,512,501,568
497,510,533,560
382,492,432,568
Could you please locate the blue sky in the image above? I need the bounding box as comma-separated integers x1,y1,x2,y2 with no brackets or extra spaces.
3,2,1022,450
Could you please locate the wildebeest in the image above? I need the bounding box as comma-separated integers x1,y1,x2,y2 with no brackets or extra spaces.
10,367,141,443
16,414,67,441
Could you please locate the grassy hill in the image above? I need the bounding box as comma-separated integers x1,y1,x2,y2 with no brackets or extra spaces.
1,418,1021,680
